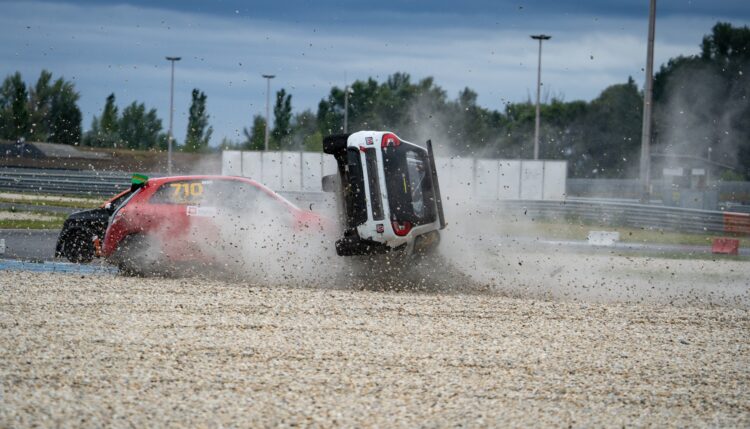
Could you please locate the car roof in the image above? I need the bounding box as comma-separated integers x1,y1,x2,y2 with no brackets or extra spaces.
144,175,259,186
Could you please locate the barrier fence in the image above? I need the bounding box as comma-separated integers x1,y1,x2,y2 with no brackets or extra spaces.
1,166,748,235
221,151,568,201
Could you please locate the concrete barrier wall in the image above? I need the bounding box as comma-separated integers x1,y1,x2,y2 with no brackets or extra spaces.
222,150,567,201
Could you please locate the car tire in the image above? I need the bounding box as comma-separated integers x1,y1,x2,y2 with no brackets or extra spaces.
63,229,95,263
323,133,351,154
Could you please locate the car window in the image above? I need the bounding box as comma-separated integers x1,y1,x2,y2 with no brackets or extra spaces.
383,145,436,225
109,191,133,209
405,151,427,218
150,180,209,205
149,179,283,212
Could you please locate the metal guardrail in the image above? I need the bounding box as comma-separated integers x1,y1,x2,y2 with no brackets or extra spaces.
0,167,132,196
486,200,738,235
2,167,747,235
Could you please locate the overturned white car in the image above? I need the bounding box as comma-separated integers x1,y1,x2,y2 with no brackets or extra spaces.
322,131,446,256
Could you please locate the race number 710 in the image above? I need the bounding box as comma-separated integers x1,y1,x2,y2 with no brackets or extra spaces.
170,182,204,200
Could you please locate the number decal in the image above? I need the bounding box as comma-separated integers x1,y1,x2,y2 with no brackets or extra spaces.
190,183,204,196
170,183,183,199
169,182,204,203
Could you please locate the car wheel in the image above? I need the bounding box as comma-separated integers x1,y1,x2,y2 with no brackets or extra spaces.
322,133,350,154
63,230,95,263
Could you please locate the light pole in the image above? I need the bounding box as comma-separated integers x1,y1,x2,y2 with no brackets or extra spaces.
344,84,352,133
530,34,550,160
262,74,275,151
639,0,657,202
166,56,181,175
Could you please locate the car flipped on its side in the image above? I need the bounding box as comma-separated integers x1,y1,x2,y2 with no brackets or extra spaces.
55,188,134,263
102,175,325,275
322,131,446,257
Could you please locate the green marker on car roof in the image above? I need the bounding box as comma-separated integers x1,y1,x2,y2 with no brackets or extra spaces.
132,173,148,184
131,173,148,191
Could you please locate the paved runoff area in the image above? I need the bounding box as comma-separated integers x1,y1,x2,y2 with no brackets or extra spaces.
1,270,748,427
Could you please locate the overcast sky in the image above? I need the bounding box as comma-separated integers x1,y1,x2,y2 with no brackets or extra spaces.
1,0,748,145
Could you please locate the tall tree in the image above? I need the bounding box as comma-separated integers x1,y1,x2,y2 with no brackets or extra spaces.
184,88,212,152
289,109,321,151
569,78,642,177
242,115,266,151
272,88,292,150
28,70,54,141
0,72,31,140
119,101,163,150
47,77,82,145
83,93,120,147
0,70,84,145
100,93,119,135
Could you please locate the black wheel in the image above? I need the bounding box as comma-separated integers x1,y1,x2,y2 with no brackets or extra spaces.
63,230,94,263
323,133,351,154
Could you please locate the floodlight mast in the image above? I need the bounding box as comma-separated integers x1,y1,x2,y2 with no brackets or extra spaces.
166,56,181,175
639,0,657,202
262,74,276,151
530,34,551,160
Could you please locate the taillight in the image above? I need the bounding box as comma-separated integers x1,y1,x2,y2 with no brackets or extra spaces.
391,220,412,236
381,132,400,148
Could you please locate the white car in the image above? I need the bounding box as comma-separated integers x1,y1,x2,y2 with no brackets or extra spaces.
322,130,446,256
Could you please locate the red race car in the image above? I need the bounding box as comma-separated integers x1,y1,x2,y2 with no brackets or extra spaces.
103,175,327,275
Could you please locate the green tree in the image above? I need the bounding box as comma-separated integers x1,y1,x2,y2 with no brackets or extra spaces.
0,70,83,145
43,75,82,145
84,116,102,147
653,22,750,177
289,109,321,151
316,85,347,135
28,70,54,141
272,89,292,150
100,93,119,135
184,88,212,152
242,115,266,150
570,78,642,177
83,93,120,147
0,72,31,140
119,101,163,150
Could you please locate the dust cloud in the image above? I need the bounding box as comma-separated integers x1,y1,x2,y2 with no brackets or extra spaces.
127,120,749,307
395,110,750,306
654,62,747,175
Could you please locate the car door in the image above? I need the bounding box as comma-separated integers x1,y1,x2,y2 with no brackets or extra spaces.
146,179,220,261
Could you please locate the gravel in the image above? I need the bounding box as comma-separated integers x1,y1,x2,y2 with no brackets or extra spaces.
1,270,749,427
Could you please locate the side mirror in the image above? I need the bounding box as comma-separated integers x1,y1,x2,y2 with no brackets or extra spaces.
322,174,338,193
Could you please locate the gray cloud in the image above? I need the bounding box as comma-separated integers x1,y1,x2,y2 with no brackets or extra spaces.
1,1,744,145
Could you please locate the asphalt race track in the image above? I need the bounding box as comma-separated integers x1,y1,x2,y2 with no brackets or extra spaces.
0,229,60,261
